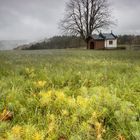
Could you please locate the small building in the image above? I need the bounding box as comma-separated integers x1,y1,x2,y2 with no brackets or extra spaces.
88,32,118,49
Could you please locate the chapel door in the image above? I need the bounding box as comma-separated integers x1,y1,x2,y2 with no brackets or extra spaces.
90,42,95,49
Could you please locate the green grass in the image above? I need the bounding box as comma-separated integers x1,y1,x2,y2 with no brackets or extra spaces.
0,50,140,140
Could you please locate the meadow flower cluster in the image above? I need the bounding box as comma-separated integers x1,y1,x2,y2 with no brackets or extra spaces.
0,50,140,140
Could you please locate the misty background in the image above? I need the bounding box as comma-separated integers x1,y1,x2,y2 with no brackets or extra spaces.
0,0,140,50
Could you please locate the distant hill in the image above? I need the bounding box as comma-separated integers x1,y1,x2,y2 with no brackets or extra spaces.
14,35,140,50
0,40,29,50
14,36,86,50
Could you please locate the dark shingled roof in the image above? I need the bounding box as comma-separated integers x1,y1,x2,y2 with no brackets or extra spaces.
92,33,117,40
92,34,104,40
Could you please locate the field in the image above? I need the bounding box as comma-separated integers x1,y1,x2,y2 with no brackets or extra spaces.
0,50,140,140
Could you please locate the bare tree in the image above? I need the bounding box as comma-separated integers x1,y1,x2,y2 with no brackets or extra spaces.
60,0,113,49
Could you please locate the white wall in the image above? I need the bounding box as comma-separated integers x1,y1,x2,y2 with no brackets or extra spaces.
105,39,117,48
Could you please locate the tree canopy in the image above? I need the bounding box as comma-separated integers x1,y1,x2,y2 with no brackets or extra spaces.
60,0,112,48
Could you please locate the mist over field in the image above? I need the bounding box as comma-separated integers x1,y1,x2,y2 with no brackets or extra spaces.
0,40,30,50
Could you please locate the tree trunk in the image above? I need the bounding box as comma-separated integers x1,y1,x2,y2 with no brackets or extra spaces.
86,40,89,49
85,37,89,49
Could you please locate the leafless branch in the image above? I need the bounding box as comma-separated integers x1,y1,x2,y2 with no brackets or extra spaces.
59,0,114,44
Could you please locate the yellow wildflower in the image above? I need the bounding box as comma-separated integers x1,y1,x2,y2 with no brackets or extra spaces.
62,110,69,116
92,112,97,119
39,91,52,106
49,114,55,121
48,123,55,133
76,96,89,108
55,91,65,101
12,125,23,136
67,97,76,108
47,114,57,134
35,81,46,88
32,132,42,140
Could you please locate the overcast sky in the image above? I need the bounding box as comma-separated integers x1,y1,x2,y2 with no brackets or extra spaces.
0,0,140,40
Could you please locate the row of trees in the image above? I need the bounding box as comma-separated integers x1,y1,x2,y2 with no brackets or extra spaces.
20,36,85,50
118,35,140,45
16,35,140,50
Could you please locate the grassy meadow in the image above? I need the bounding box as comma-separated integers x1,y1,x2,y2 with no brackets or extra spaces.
0,50,140,140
